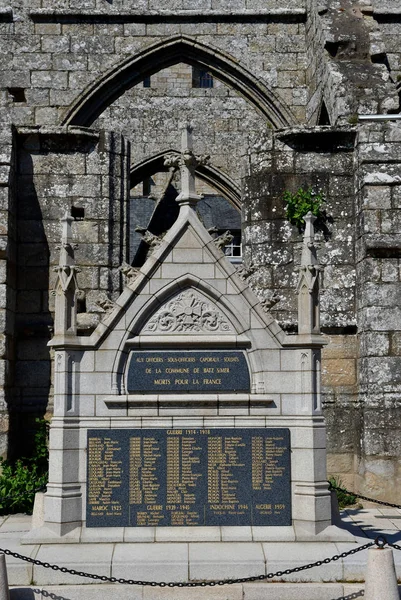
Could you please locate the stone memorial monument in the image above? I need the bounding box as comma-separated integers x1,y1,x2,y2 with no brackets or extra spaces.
26,126,333,546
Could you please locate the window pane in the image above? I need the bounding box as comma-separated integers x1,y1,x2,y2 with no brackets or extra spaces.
192,67,213,88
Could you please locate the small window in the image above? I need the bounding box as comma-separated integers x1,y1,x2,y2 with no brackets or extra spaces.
222,230,242,263
192,67,213,89
143,76,151,88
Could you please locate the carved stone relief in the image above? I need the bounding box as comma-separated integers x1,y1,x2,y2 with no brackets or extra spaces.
142,289,234,334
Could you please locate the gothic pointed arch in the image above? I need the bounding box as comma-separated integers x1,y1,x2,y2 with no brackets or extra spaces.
62,35,296,128
131,150,241,210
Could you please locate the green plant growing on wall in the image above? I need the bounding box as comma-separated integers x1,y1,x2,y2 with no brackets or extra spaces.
0,418,49,515
283,187,331,239
328,476,357,509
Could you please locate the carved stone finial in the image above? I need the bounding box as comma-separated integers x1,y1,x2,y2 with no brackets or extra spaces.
214,230,234,251
164,125,209,209
297,212,323,335
300,211,318,268
53,210,80,336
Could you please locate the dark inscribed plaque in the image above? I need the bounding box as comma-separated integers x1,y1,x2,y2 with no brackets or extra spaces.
127,350,250,393
86,428,291,527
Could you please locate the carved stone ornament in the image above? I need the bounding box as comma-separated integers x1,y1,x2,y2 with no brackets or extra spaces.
143,289,234,334
135,227,163,249
214,230,233,250
96,298,115,313
261,293,281,311
119,262,140,283
236,261,256,282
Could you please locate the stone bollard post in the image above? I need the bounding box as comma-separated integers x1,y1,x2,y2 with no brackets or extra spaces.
0,553,10,600
364,546,399,600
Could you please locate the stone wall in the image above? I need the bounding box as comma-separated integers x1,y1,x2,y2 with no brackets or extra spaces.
305,0,398,126
372,0,401,80
94,63,266,186
241,126,361,492
10,127,130,456
241,120,401,500
242,127,356,326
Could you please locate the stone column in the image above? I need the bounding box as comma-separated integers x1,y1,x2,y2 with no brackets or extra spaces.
355,121,401,503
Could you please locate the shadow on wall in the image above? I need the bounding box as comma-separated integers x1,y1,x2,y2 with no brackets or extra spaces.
9,145,51,460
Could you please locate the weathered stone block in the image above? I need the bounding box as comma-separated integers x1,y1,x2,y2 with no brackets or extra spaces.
363,185,391,209
322,335,357,360
327,452,354,475
30,71,68,90
322,358,356,387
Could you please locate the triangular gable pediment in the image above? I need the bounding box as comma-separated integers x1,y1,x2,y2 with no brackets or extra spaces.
64,203,286,350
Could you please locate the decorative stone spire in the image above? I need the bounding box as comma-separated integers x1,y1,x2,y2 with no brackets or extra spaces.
53,211,80,336
297,212,323,335
164,125,209,208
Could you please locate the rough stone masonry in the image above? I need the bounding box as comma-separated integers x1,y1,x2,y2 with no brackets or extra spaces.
1,0,401,502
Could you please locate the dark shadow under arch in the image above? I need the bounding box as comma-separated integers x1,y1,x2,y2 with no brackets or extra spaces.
130,150,241,210
62,35,296,128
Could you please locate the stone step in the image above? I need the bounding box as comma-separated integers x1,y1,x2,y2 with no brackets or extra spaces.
3,540,378,586
9,582,371,600
4,537,401,588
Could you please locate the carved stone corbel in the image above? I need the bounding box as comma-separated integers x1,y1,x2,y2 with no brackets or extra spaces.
214,230,233,251
119,262,140,284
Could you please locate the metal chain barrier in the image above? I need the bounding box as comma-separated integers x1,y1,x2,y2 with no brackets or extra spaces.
328,481,401,510
0,541,375,587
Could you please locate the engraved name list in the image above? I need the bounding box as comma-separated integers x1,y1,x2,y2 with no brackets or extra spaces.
86,428,291,528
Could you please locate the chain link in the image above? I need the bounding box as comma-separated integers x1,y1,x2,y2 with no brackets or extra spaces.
0,541,375,587
390,543,401,552
328,481,401,509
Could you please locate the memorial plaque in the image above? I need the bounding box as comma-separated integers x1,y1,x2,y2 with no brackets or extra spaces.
127,350,250,393
86,428,291,527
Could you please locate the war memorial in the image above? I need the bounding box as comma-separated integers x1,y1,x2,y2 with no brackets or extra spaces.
1,0,401,596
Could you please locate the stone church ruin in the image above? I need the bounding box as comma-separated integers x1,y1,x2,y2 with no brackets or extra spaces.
1,0,401,511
